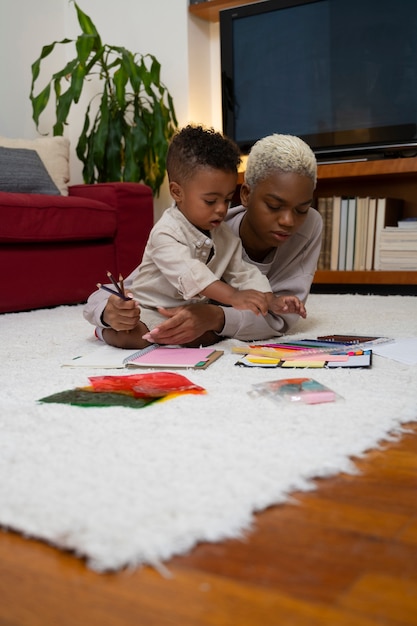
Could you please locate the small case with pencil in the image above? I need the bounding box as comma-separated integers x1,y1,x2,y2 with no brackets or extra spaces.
249,377,342,405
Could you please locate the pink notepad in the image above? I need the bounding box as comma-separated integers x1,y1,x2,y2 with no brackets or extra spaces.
124,346,223,370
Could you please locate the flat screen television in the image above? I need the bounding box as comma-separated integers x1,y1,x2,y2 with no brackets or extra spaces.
220,0,417,162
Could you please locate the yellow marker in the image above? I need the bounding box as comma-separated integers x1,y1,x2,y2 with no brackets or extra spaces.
281,360,325,368
246,356,280,364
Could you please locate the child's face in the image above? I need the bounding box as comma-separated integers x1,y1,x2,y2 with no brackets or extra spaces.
240,171,314,254
170,167,237,231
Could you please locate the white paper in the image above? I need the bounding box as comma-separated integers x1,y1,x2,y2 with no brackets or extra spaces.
62,345,140,368
372,337,417,365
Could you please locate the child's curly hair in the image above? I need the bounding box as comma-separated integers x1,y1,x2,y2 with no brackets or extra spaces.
166,124,241,184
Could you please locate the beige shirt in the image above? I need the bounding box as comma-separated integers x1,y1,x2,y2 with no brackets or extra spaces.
130,204,270,314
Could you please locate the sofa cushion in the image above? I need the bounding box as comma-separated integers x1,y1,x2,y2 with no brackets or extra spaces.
0,147,60,195
0,136,70,195
0,192,117,243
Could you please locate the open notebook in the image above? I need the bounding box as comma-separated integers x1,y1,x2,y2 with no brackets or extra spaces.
124,345,223,369
63,344,223,370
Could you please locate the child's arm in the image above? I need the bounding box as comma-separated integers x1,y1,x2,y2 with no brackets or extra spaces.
201,280,270,315
267,294,307,318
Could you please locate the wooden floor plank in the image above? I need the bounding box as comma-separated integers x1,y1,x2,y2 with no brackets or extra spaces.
398,517,417,546
287,494,410,537
338,574,417,626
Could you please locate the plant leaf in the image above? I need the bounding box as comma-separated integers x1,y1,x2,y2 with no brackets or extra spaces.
121,49,142,94
31,38,73,83
91,92,111,175
149,55,161,85
53,86,76,135
30,84,51,128
76,33,98,65
113,63,128,109
74,2,101,41
124,131,141,181
105,110,124,181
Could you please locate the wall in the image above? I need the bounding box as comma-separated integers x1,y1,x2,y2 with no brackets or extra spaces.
187,15,222,130
0,0,222,218
0,2,66,139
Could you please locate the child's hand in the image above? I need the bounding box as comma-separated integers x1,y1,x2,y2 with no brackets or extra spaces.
102,293,140,330
229,289,270,315
268,294,307,318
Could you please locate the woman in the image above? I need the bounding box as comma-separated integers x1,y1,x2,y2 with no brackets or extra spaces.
83,133,322,346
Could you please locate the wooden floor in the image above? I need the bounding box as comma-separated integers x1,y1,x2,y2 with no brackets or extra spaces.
1,423,417,626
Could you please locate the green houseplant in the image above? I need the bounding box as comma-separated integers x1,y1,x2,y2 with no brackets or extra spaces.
30,1,177,195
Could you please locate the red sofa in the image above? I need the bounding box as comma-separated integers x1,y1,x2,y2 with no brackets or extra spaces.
0,182,154,313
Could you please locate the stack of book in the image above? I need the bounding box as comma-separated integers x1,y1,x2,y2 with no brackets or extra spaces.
315,196,403,271
378,220,417,270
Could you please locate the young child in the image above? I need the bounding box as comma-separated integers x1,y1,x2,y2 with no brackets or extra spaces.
100,125,306,349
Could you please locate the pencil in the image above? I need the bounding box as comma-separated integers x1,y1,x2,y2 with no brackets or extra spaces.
118,273,125,295
96,283,131,301
107,271,124,296
118,273,132,334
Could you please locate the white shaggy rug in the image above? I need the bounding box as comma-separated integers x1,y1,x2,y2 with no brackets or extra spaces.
1,294,416,572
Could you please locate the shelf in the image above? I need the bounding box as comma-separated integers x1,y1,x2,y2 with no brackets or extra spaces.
314,270,417,286
188,0,262,22
238,157,417,185
317,157,417,180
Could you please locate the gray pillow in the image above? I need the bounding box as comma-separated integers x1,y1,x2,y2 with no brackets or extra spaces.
0,146,60,195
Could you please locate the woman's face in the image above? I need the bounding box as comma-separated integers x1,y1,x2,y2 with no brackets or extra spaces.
240,170,315,259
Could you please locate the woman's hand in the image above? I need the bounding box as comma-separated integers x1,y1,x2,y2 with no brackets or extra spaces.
142,303,225,347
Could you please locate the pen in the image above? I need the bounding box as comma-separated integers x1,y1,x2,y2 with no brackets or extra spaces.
96,283,132,301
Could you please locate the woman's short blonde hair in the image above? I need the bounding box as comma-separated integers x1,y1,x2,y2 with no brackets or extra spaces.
244,134,317,188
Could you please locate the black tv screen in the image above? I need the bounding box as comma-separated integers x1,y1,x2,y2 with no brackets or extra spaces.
220,0,417,161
